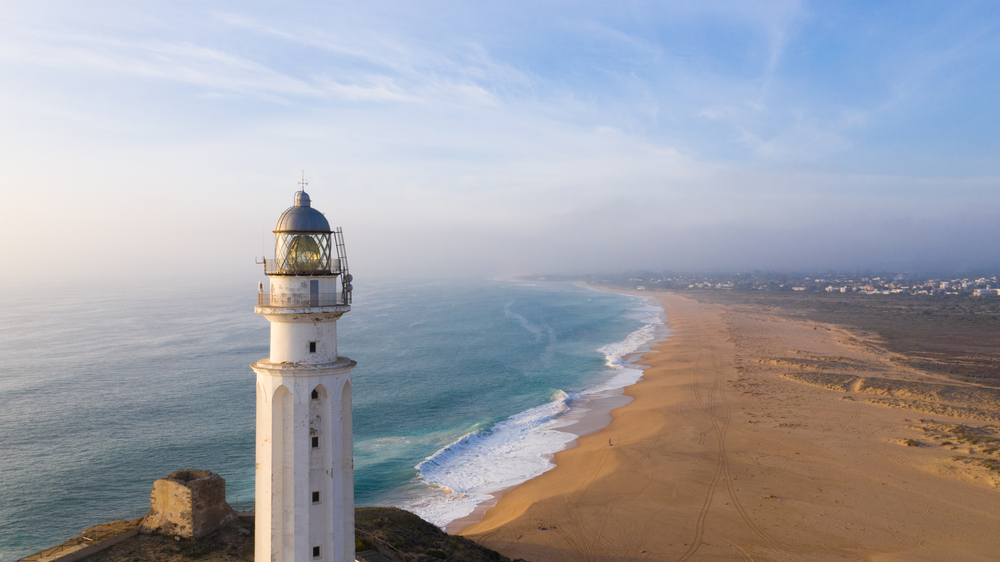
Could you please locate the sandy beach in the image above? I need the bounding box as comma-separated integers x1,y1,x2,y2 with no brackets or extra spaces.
459,291,1000,561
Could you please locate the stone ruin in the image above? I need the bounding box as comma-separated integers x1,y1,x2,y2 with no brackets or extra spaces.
139,468,238,539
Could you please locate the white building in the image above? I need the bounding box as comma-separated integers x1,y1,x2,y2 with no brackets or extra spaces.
252,188,357,562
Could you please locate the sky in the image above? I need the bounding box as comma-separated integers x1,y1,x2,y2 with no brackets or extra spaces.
1,1,999,285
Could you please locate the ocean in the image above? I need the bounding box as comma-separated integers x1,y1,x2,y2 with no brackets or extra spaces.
0,278,664,559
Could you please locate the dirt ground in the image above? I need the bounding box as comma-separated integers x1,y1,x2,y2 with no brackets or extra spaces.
85,521,254,562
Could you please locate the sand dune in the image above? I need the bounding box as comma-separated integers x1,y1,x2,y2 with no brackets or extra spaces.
763,356,883,372
780,371,1000,422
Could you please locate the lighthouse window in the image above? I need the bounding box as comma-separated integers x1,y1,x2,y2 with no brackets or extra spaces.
289,235,323,271
312,436,319,448
309,342,317,353
312,491,320,503
313,546,320,558
311,389,319,400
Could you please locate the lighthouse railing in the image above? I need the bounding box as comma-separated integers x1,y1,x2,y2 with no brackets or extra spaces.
261,257,342,276
257,292,350,307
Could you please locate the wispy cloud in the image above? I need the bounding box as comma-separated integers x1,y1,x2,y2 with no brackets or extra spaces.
0,13,526,108
0,30,319,98
217,12,531,106
1,1,999,278
878,22,998,113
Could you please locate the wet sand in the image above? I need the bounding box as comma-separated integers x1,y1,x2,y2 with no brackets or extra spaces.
459,291,1000,561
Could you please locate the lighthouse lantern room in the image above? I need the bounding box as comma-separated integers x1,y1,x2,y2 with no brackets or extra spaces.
252,185,356,562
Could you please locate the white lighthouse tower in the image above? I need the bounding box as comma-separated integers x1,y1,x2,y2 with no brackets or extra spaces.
252,185,356,562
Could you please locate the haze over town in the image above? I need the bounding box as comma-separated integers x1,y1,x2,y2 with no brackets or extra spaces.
1,1,999,284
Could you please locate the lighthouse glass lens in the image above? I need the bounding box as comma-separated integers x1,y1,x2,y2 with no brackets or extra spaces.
288,235,321,270
275,233,331,273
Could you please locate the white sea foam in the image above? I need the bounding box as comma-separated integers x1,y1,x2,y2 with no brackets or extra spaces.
400,390,576,526
401,296,665,528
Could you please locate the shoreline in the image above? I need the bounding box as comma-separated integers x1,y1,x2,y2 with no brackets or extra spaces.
445,384,638,534
446,286,668,533
455,288,686,548
459,290,1000,561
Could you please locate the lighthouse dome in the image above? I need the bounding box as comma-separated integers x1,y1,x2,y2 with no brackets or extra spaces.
274,191,331,233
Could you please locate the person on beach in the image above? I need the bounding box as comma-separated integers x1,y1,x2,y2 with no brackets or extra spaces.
609,439,613,446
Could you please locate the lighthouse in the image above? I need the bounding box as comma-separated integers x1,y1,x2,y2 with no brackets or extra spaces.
252,185,356,562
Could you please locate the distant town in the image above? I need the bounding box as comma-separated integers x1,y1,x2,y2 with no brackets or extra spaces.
555,272,1000,297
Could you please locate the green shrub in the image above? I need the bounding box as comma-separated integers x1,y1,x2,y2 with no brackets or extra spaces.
356,537,377,552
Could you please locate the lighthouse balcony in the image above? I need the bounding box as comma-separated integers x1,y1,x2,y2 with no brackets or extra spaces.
258,292,351,307
262,257,342,276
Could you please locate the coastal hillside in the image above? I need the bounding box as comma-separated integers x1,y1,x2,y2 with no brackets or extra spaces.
355,507,528,562
75,508,522,562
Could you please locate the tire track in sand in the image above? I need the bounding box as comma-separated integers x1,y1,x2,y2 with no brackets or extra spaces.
679,342,800,562
677,350,723,561
708,342,800,560
589,405,671,559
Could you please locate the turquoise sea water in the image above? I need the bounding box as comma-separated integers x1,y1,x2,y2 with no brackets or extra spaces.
0,278,659,559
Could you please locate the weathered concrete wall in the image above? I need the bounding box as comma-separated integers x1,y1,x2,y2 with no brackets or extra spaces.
19,520,141,562
37,526,140,562
139,469,237,539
